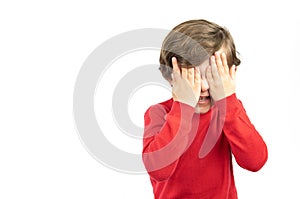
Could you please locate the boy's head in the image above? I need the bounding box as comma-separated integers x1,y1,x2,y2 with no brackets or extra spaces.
159,19,241,81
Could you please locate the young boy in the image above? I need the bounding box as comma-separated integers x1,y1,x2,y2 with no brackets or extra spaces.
142,19,268,199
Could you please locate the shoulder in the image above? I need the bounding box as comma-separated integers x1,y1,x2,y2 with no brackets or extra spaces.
144,98,173,119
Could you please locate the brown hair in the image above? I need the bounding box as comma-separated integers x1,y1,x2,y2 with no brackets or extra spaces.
159,19,241,80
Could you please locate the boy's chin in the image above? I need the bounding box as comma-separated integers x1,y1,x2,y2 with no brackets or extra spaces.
194,103,211,114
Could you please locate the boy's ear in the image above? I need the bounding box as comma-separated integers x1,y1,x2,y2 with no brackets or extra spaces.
168,76,174,87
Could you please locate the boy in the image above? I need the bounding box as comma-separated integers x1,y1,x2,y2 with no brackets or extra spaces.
142,19,268,199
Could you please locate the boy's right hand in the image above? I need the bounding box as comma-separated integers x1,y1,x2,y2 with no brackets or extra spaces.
171,57,201,108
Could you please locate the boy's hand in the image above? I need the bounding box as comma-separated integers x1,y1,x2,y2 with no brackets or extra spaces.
171,57,201,107
206,52,236,102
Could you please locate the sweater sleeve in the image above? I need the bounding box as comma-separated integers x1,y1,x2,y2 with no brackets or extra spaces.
142,101,195,181
220,94,268,172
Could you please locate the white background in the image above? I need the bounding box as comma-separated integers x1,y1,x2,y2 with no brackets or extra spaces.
1,0,300,198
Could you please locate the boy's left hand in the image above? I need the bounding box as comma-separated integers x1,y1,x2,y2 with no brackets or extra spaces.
206,52,236,102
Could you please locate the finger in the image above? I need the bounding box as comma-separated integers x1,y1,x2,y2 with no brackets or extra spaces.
210,55,219,80
181,67,188,80
188,67,194,85
172,57,180,74
215,52,224,74
172,57,181,82
194,66,201,86
221,52,229,74
206,65,213,84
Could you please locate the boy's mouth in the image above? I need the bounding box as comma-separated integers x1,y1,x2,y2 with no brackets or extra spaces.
198,96,211,104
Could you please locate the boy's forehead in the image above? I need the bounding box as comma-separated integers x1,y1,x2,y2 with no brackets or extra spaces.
180,58,209,74
180,47,227,71
196,47,226,71
197,58,210,73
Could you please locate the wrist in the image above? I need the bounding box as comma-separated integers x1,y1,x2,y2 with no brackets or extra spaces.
211,90,235,102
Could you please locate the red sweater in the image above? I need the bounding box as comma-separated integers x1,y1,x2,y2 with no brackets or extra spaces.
142,94,268,199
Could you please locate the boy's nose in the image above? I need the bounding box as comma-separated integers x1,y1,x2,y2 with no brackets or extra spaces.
201,79,209,92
